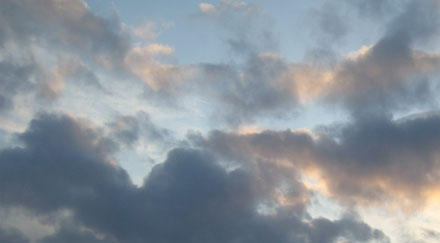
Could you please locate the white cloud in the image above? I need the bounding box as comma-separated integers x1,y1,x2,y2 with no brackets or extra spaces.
133,21,158,40
199,3,216,15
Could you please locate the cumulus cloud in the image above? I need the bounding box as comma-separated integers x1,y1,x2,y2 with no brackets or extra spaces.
2,0,440,241
192,113,440,210
0,113,388,242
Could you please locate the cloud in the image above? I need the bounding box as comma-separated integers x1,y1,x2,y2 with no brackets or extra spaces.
325,38,440,119
145,0,440,126
0,0,130,66
196,0,275,55
199,1,252,16
309,2,350,44
0,0,130,111
124,43,192,91
133,21,158,41
0,226,29,243
192,113,440,210
195,53,299,126
322,0,440,118
0,59,36,111
106,111,174,149
286,0,440,120
346,0,399,18
199,3,217,15
38,224,117,243
0,113,388,242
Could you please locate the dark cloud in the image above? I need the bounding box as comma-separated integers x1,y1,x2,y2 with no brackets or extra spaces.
308,215,388,243
0,226,30,243
39,225,117,243
193,114,440,209
327,42,439,119
325,0,440,119
314,115,440,207
3,0,440,240
0,113,388,242
386,0,440,43
0,114,132,215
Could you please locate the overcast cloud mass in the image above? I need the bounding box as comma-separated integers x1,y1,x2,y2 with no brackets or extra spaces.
1,0,440,242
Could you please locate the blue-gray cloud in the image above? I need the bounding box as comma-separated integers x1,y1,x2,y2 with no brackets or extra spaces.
0,226,30,243
193,113,440,208
0,113,389,242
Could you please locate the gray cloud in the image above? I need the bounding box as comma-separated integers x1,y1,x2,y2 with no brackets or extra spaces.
39,225,117,243
192,113,440,208
196,0,277,55
3,0,440,240
153,0,440,126
197,54,299,126
0,0,130,64
0,60,36,111
346,0,400,18
107,111,174,149
310,2,350,44
327,40,440,119
324,0,440,119
0,226,30,243
0,0,130,111
0,113,388,242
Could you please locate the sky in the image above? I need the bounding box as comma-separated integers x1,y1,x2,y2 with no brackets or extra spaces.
0,0,440,242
